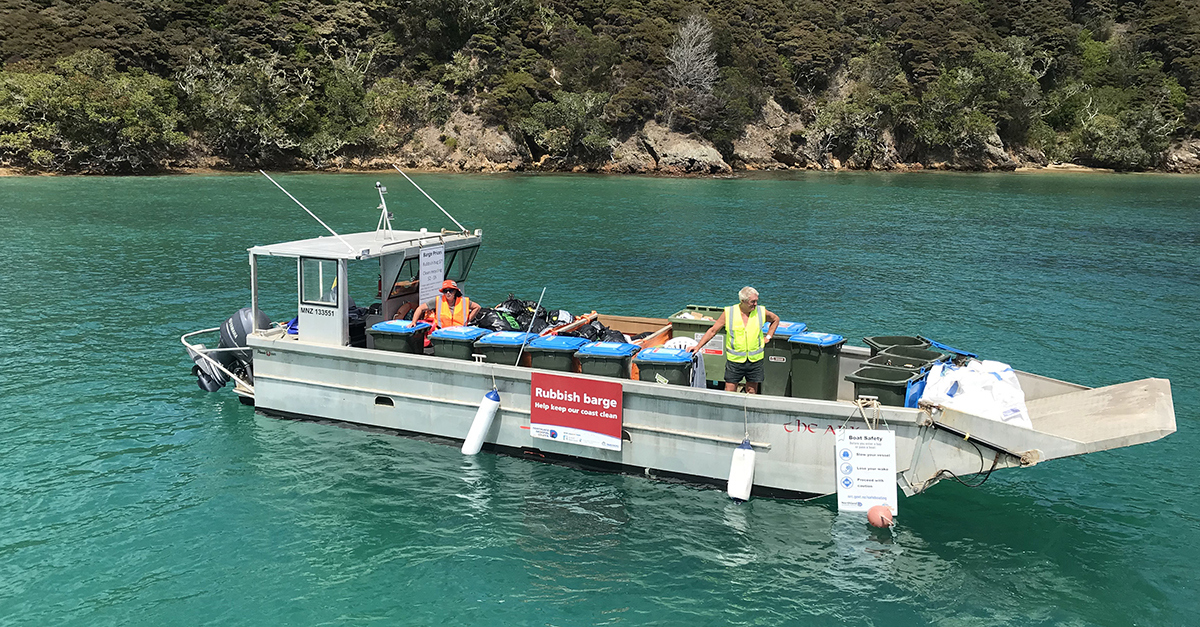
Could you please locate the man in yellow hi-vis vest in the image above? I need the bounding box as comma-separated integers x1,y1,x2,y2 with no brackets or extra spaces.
689,286,780,393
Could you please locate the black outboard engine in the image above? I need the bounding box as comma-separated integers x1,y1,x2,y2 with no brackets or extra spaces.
190,307,271,392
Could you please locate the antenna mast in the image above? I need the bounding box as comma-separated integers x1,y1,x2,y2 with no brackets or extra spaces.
375,181,393,237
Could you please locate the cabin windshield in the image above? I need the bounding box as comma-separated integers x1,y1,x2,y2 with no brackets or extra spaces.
387,257,420,299
445,246,479,281
386,245,479,298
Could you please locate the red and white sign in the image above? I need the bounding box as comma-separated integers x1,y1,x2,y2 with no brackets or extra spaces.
530,372,623,451
695,332,724,356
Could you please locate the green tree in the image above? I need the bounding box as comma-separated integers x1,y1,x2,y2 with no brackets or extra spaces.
0,49,185,172
517,90,610,160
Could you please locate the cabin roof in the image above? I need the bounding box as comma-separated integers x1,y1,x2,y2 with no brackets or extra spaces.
248,229,481,260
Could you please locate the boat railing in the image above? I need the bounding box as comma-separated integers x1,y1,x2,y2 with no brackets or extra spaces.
180,327,256,395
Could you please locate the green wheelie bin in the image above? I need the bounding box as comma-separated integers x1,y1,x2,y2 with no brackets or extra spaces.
844,366,920,407
368,320,431,354
668,305,725,383
788,332,847,401
862,335,930,356
760,320,807,396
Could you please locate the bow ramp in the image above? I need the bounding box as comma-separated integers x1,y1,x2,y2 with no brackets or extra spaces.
935,377,1175,465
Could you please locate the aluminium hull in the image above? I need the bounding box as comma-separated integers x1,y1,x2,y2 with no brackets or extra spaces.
243,332,1180,499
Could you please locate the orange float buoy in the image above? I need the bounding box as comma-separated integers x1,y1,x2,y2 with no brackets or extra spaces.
867,505,894,528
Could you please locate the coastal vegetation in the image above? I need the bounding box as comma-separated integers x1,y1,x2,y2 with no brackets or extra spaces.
1,0,1198,173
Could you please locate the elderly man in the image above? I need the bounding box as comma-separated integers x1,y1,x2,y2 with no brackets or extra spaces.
688,286,780,394
410,279,481,331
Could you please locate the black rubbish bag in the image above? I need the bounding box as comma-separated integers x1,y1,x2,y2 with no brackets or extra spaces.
546,309,574,326
526,318,550,334
476,308,520,332
496,295,525,313
599,328,626,343
576,322,600,341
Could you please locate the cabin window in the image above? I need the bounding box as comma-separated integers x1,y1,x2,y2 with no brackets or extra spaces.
387,257,420,299
301,258,338,306
445,246,479,282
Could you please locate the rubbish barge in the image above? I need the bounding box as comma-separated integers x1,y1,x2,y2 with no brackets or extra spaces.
182,179,1176,501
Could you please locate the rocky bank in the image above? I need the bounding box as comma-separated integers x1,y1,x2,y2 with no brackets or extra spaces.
257,100,1200,175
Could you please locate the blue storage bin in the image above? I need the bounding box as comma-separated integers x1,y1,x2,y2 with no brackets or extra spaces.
528,336,591,351
476,331,540,346
429,325,489,360
633,347,694,364
474,331,539,366
576,342,640,378
633,347,695,386
789,331,846,347
430,326,490,341
368,320,432,353
527,335,591,372
371,320,431,333
576,342,640,357
763,320,807,338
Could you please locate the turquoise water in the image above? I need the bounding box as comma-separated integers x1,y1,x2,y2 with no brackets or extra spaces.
1,172,1197,625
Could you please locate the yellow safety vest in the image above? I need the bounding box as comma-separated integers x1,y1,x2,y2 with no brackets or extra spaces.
724,305,765,363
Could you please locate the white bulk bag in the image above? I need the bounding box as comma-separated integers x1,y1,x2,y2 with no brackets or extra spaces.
920,360,1033,429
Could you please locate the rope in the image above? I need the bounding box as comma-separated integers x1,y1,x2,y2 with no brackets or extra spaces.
845,397,883,430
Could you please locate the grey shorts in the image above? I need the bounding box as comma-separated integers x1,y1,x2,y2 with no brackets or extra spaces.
724,359,765,383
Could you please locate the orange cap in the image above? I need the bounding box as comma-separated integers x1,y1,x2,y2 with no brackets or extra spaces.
439,279,460,293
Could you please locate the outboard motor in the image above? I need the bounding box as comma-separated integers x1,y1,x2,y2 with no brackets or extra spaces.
188,343,232,392
190,307,271,392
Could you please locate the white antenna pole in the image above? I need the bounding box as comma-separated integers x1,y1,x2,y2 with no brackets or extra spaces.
259,170,356,253
392,164,468,232
375,181,393,237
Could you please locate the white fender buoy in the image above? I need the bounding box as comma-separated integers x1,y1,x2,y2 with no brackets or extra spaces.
462,389,501,455
726,437,756,502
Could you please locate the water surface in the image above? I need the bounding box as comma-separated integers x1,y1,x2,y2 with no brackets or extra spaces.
1,171,1197,625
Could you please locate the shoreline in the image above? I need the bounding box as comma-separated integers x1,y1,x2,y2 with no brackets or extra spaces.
6,163,1187,178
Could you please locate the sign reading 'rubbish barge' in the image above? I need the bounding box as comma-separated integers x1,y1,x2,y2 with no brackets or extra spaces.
835,430,898,514
530,372,623,451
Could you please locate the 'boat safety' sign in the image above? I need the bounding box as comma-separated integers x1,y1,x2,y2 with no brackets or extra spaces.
530,372,623,451
835,430,898,515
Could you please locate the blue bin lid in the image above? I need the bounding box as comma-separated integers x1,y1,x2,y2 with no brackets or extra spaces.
763,320,807,338
430,325,490,341
576,341,640,357
528,335,590,351
633,347,694,364
789,331,846,347
476,331,539,346
370,320,431,334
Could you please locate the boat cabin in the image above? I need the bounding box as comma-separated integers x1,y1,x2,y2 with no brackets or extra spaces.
247,228,483,347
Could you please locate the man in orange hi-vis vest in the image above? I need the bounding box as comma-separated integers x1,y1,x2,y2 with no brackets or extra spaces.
411,279,482,331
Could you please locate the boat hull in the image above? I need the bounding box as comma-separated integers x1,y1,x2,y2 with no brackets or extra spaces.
249,332,1123,499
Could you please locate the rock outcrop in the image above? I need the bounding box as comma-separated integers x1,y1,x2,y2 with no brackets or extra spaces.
602,133,657,173
641,121,731,174
731,99,808,169
1164,139,1200,173
365,110,524,172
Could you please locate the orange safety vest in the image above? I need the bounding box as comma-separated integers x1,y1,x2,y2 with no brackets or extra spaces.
434,295,470,330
